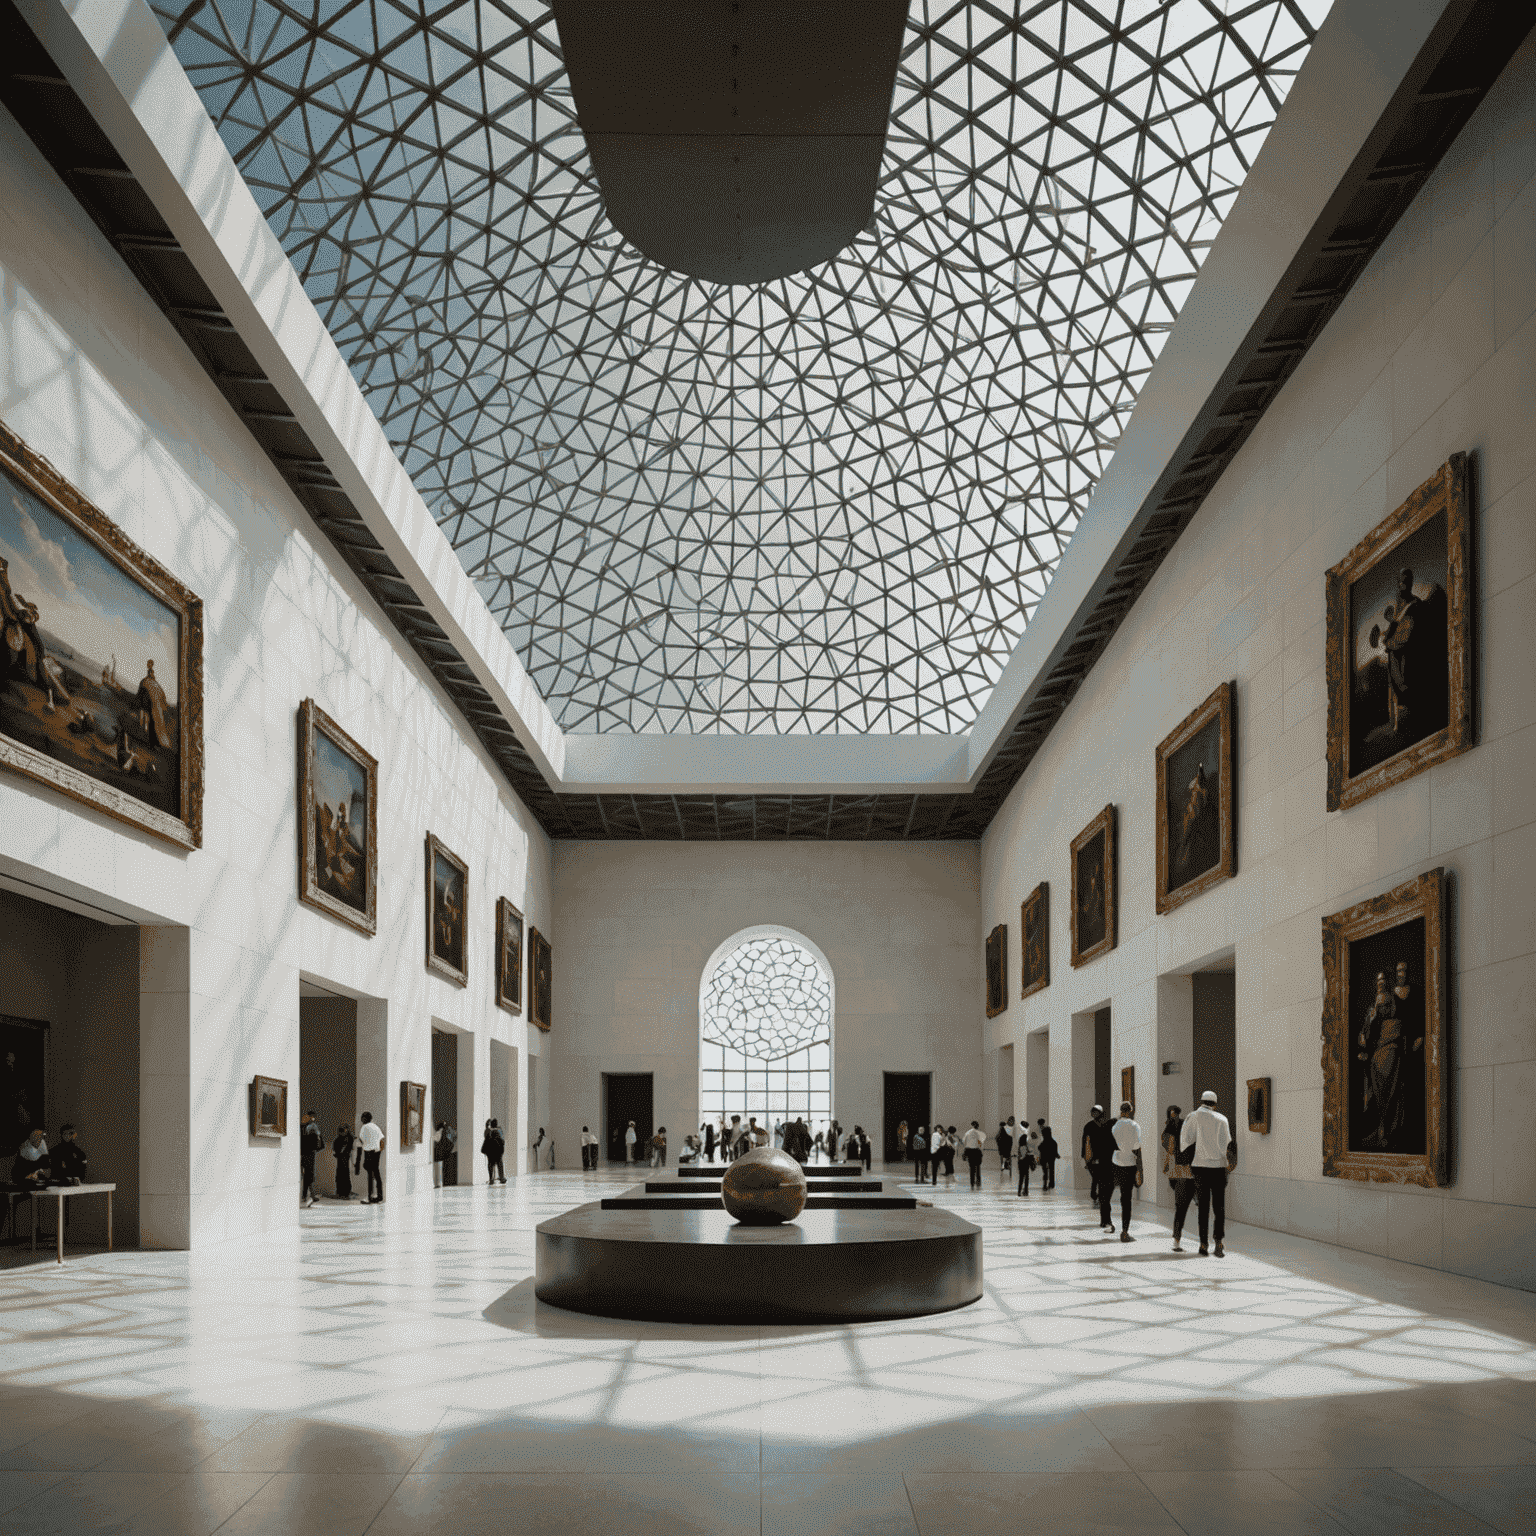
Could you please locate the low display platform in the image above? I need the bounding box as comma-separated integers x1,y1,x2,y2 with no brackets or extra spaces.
676,1162,865,1178
601,1172,916,1212
535,1203,982,1324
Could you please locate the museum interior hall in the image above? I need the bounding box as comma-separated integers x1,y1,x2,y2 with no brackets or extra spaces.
0,0,1533,1532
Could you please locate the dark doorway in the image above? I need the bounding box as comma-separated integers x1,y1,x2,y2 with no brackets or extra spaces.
603,1072,652,1164
883,1071,931,1163
299,985,356,1198
431,1028,459,1185
1193,971,1237,1127
1094,1008,1112,1112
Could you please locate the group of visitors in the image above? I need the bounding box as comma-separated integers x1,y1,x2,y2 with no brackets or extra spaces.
8,1124,90,1192
297,1109,385,1206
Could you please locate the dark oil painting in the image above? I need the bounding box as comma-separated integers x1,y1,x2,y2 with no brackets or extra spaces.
1165,715,1221,894
429,840,467,983
496,897,523,1014
1346,916,1428,1157
1349,511,1449,777
1,459,181,816
1075,830,1107,952
311,729,368,915
985,923,1006,1017
530,926,553,1031
1021,882,1049,999
2,1015,47,1147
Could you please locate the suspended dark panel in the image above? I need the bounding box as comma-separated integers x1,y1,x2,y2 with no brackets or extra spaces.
552,0,908,283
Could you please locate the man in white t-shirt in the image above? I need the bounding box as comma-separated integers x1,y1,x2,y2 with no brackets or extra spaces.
961,1121,987,1189
1180,1089,1236,1256
356,1112,385,1203
1110,1101,1142,1242
580,1125,599,1170
624,1121,638,1163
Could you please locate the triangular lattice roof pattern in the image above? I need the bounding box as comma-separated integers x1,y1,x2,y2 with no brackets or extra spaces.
157,0,1328,734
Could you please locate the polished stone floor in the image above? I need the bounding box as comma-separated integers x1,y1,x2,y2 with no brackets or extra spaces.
1,1164,1534,1534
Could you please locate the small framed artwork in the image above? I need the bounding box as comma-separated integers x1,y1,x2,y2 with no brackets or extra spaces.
298,699,378,936
1156,681,1235,914
1120,1065,1135,1115
251,1075,288,1139
496,897,524,1015
401,1080,426,1150
529,925,553,1031
1321,866,1449,1187
1325,453,1472,811
1247,1077,1272,1135
1020,882,1049,1000
984,924,1007,1017
1070,804,1117,967
425,833,469,986
0,418,204,849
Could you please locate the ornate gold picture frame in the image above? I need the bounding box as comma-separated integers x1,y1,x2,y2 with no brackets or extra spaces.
1070,804,1117,967
529,925,553,1031
496,896,524,1015
1321,866,1449,1188
298,700,378,936
1155,681,1235,914
1325,454,1472,811
251,1075,288,1139
1020,882,1049,1000
0,419,203,849
426,833,469,986
401,1080,426,1149
985,923,1007,1017
1247,1077,1272,1135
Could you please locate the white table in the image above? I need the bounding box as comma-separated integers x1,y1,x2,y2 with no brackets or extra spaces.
27,1183,116,1263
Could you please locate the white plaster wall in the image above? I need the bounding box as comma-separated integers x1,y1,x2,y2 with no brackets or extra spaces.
0,103,553,1248
980,34,1536,1291
551,842,981,1157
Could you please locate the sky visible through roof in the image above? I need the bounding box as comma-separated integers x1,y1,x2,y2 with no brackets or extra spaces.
157,0,1331,735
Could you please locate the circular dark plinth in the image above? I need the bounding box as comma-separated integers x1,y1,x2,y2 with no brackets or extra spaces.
535,1203,983,1324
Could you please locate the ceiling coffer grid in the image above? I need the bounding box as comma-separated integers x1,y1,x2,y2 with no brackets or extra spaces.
154,0,1327,736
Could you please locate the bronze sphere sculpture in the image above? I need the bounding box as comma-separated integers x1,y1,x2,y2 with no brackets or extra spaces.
720,1146,809,1225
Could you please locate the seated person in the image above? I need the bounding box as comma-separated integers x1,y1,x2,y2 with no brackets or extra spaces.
12,1129,50,1189
52,1125,88,1185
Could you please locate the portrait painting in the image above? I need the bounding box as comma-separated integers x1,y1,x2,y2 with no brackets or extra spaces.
1120,1065,1135,1116
425,834,469,986
1326,454,1471,810
1248,1077,1271,1135
1070,804,1117,967
1156,681,1235,913
0,420,203,849
251,1075,288,1140
401,1080,426,1150
1020,882,1049,1000
2,1015,48,1147
298,700,377,936
1322,866,1449,1187
985,923,1007,1018
529,926,553,1031
496,897,524,1015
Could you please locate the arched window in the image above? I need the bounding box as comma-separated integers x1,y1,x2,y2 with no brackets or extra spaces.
700,930,832,1127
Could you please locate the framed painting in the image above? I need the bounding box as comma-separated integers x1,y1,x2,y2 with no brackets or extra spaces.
1248,1077,1272,1135
1070,804,1117,967
0,418,203,849
298,699,378,936
1156,681,1236,913
251,1075,287,1139
1020,882,1049,1000
1321,866,1449,1187
1120,1065,1135,1115
1325,454,1472,811
496,897,524,1015
984,923,1007,1017
401,1080,426,1150
1,1014,48,1144
425,833,469,986
529,925,553,1031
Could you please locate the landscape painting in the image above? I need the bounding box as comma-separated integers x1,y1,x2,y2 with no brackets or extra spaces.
1070,804,1117,967
0,422,202,847
985,923,1007,1018
1156,681,1235,913
496,897,523,1014
426,834,469,986
1326,454,1471,810
1020,882,1049,1000
298,700,377,935
1321,866,1449,1188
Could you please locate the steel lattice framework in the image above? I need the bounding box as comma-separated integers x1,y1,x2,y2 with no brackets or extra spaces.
156,0,1327,735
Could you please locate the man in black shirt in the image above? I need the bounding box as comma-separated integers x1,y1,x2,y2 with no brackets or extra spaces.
52,1124,88,1184
1082,1106,1118,1232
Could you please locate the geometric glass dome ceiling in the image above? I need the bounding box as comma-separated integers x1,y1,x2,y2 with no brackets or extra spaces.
156,0,1329,736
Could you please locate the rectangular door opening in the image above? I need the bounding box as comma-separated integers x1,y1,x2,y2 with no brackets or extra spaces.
882,1071,931,1164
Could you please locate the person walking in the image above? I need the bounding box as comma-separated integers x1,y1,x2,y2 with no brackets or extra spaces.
624,1121,638,1163
300,1109,323,1207
702,1120,715,1163
649,1126,667,1167
941,1126,960,1188
1162,1105,1196,1251
911,1124,930,1184
1038,1125,1059,1190
433,1122,452,1187
581,1124,600,1169
1181,1089,1236,1256
332,1123,355,1200
1111,1101,1143,1241
482,1119,506,1184
1083,1107,1118,1232
997,1118,1014,1184
357,1111,384,1202
1016,1124,1036,1196
961,1121,986,1189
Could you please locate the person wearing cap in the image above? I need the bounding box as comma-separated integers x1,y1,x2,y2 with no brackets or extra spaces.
1082,1105,1118,1231
1180,1089,1236,1256
1111,1101,1143,1241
